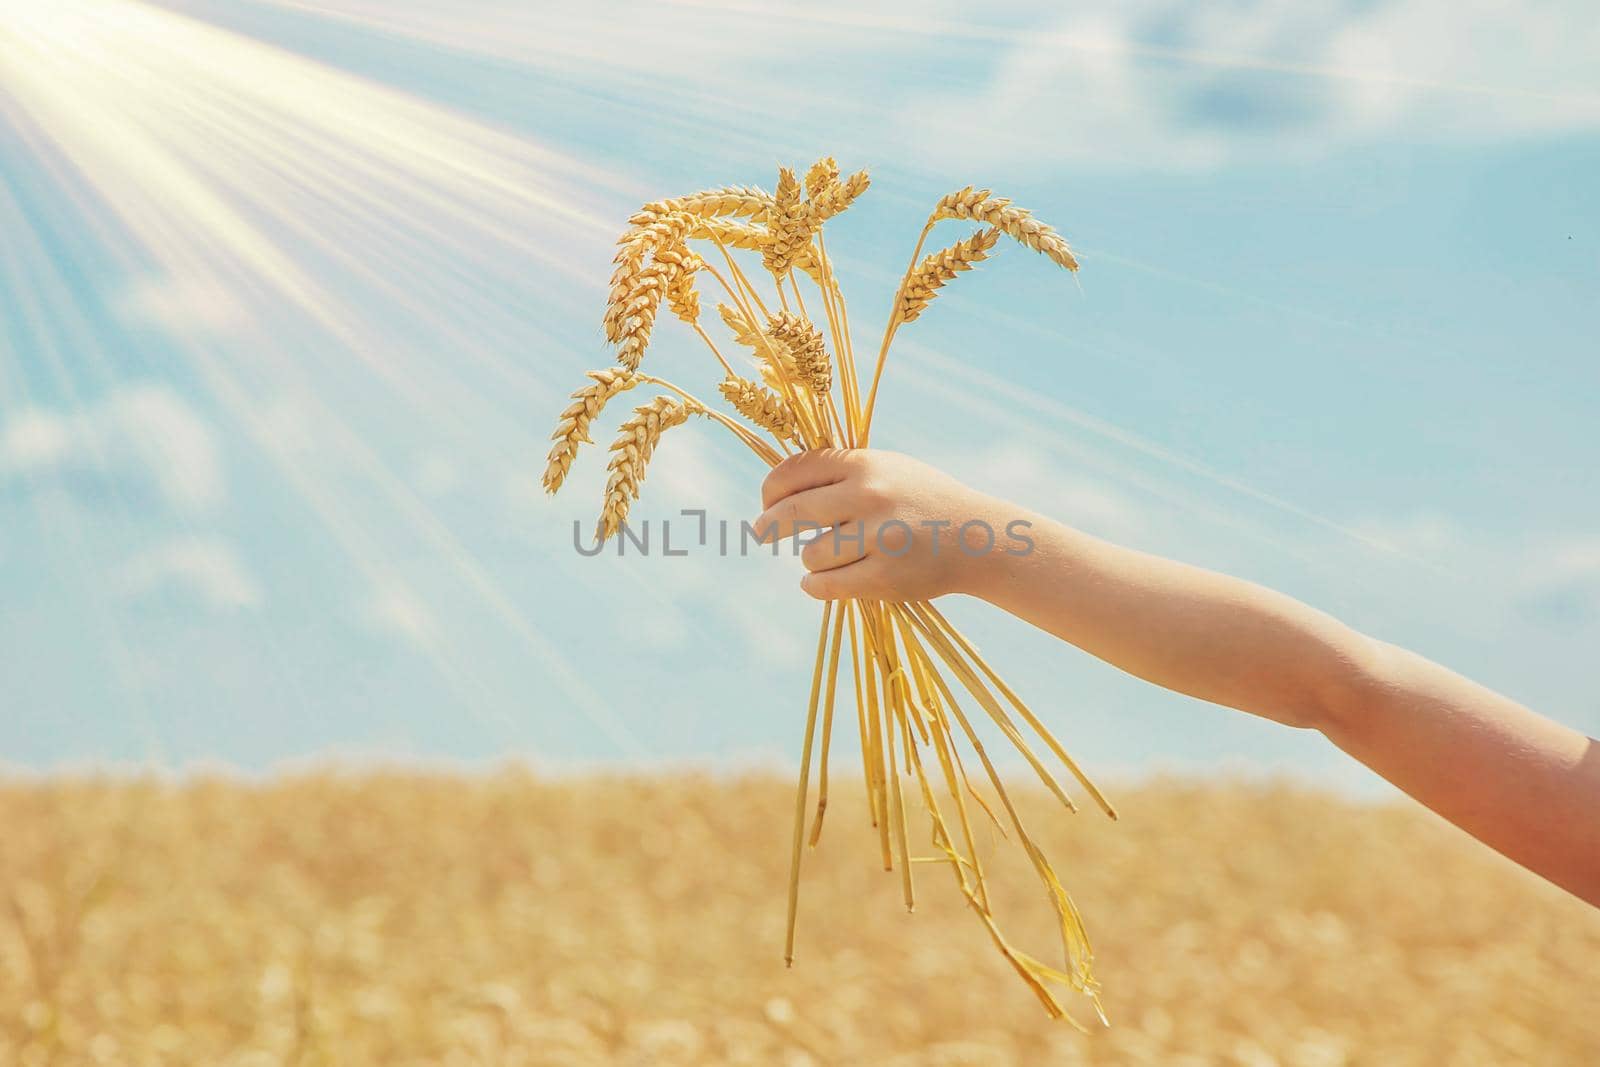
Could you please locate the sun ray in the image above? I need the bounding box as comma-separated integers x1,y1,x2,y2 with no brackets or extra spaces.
0,0,667,756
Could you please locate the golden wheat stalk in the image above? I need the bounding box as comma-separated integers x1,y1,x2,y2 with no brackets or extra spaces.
695,219,827,285
628,185,773,228
932,187,1079,272
766,313,831,396
605,214,693,342
717,302,761,347
660,248,704,324
719,375,798,443
785,601,835,966
899,228,1001,323
763,167,812,275
596,396,701,541
613,245,708,370
804,157,839,199
543,369,639,494
715,306,811,431
807,168,870,226
858,185,1078,442
611,267,669,371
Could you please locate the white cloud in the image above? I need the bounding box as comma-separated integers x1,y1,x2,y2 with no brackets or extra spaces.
365,583,439,647
263,0,1600,173
893,0,1600,169
118,536,262,610
958,440,1145,541
1347,511,1468,561
0,385,224,514
1332,515,1600,639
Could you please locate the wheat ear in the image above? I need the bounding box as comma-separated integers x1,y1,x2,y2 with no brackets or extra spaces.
613,244,704,370
596,396,702,542
628,185,773,228
899,228,1001,323
763,167,812,275
719,375,798,443
806,168,870,226
717,303,801,387
604,213,701,343
611,264,669,370
717,302,762,347
659,248,705,324
804,157,839,199
543,369,639,494
767,313,831,396
695,219,826,285
933,187,1078,272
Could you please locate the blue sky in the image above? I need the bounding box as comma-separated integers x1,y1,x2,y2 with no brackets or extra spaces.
1,0,1597,789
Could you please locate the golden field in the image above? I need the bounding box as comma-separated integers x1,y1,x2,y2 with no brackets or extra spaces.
3,771,1596,1066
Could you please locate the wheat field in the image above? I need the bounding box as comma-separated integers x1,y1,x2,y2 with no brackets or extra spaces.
3,772,1596,1066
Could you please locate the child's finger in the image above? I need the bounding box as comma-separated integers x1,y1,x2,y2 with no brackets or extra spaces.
800,523,870,573
759,448,856,510
751,483,855,543
799,555,887,601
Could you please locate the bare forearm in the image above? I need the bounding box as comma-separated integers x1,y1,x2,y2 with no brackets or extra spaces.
966,511,1600,904
1321,643,1599,904
966,513,1371,730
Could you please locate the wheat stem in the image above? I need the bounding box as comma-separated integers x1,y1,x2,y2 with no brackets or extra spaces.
706,256,822,448
890,610,1071,964
857,601,892,868
638,375,781,467
845,599,875,830
808,232,858,445
878,634,913,900
785,601,833,967
859,221,936,443
895,605,1096,991
874,603,917,911
923,602,1116,820
706,244,823,448
808,603,846,847
892,609,990,912
692,322,736,377
903,602,1079,815
892,690,918,911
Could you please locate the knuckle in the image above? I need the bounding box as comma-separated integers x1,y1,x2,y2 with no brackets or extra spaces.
760,461,795,507
855,481,892,512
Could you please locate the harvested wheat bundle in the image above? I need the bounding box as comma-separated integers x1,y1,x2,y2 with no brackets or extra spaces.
545,159,1108,1025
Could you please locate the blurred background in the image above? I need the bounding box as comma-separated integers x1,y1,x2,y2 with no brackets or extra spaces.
4,3,1600,1065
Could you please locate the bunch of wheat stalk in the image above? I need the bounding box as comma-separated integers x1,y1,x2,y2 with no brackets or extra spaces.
544,159,1116,1024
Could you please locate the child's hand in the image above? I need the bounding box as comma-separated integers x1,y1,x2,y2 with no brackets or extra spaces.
754,449,1017,602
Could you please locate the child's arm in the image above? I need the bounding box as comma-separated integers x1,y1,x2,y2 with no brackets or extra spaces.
757,449,1600,905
